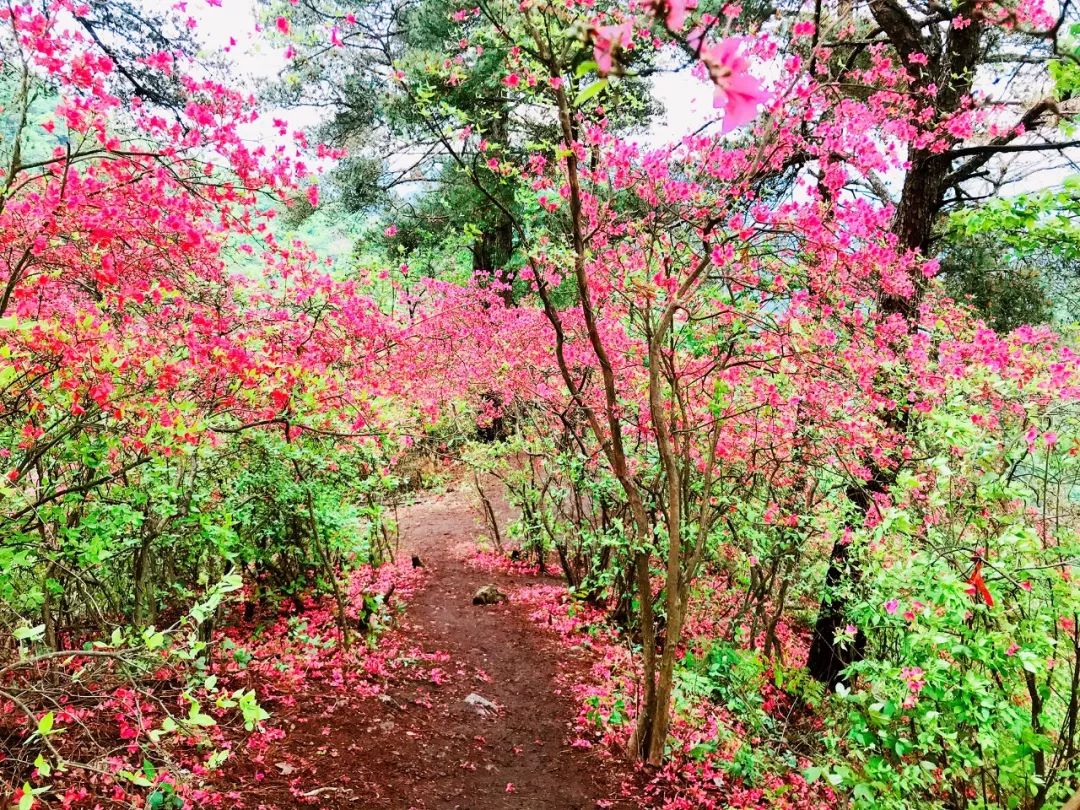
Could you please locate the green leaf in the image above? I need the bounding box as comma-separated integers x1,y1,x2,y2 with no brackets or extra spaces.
18,783,33,810
119,769,152,788
236,689,269,731
853,784,875,802
14,623,45,642
37,712,54,736
0,317,32,332
143,629,165,651
33,753,51,778
188,711,216,728
574,79,608,108
575,60,598,78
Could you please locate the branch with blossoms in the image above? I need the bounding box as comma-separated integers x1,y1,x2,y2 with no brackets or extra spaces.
589,0,772,134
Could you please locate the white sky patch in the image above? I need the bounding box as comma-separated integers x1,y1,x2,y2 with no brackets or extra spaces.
645,69,715,146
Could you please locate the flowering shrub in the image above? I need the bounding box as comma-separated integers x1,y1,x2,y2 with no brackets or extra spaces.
825,325,1080,807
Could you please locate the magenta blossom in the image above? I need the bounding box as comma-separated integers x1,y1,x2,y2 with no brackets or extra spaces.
695,36,770,133
593,23,633,76
651,0,698,30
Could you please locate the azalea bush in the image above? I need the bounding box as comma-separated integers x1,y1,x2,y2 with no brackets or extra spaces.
0,2,413,802
827,324,1080,808
465,429,631,592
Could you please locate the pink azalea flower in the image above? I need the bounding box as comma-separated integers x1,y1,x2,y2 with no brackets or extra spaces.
885,598,899,615
593,23,633,76
651,0,698,30
695,36,770,133
901,666,926,707
275,16,290,34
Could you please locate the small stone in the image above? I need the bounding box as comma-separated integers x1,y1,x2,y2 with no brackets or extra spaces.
464,692,499,716
472,584,508,605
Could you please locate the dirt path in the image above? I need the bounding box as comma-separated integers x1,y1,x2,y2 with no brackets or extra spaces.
229,483,632,809
356,485,630,809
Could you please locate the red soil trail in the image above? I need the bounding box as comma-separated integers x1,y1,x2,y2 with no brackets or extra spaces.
225,484,633,809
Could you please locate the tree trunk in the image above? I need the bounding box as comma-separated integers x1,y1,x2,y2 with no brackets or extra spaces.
41,563,59,650
627,550,659,759
306,493,351,649
133,536,152,628
805,153,943,686
473,217,516,305
806,529,865,688
646,597,687,764
473,470,505,553
806,0,984,681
